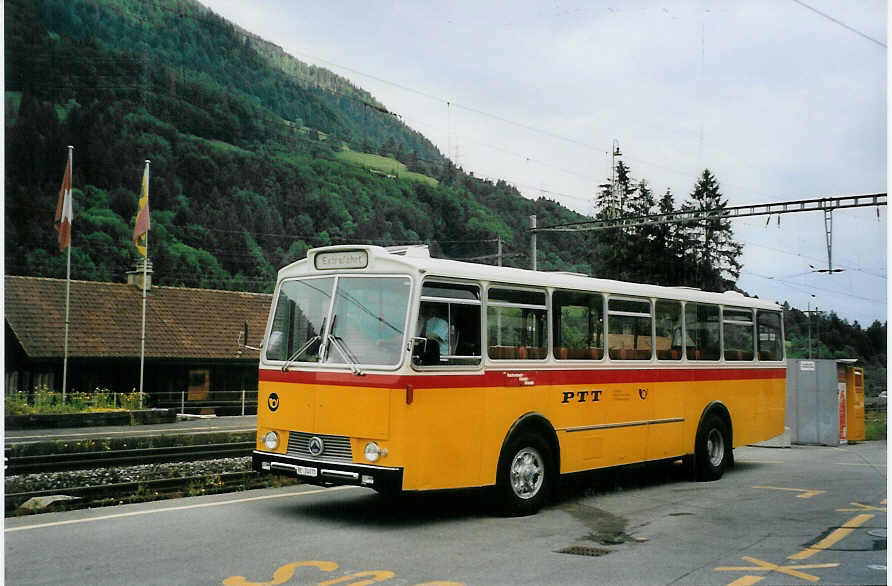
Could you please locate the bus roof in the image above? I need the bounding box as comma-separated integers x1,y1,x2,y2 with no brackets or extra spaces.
279,244,781,310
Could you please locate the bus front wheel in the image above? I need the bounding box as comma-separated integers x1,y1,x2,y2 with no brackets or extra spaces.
496,432,552,516
694,414,730,481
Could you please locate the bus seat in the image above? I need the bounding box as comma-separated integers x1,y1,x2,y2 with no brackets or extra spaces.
516,346,528,359
489,346,516,360
527,347,546,359
558,347,568,360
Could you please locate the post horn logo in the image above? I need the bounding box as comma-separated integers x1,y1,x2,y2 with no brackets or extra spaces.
638,388,648,400
267,392,279,412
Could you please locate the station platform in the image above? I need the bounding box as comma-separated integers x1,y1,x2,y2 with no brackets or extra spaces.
4,415,257,446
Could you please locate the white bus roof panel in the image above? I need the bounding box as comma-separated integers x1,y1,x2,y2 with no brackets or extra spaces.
278,244,781,311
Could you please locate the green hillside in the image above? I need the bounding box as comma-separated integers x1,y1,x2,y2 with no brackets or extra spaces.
5,0,587,293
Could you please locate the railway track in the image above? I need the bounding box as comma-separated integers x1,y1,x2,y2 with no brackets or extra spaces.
5,441,256,475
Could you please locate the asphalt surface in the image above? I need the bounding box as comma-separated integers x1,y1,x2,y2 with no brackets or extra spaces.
4,415,257,446
5,440,886,585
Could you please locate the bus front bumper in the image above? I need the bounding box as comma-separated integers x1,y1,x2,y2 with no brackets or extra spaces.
252,450,403,493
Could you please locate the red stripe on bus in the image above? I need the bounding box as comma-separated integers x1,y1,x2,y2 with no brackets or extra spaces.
259,367,786,389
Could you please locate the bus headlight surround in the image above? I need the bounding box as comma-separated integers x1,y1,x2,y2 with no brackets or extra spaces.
364,442,387,462
262,431,279,451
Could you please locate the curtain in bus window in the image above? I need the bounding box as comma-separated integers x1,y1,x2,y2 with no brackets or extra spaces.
326,277,411,366
723,307,755,361
607,298,653,360
266,277,335,362
684,303,720,360
757,310,783,360
655,300,683,360
553,290,603,360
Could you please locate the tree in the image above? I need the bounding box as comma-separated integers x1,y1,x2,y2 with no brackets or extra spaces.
681,170,742,291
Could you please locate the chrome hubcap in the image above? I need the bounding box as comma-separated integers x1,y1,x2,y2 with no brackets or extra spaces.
707,428,724,467
510,447,544,500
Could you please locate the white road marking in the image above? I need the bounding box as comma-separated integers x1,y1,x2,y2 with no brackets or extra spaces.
5,486,361,533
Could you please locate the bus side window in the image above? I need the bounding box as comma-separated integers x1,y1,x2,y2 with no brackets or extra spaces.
607,297,653,360
415,282,482,367
757,310,783,361
723,307,755,361
685,303,720,360
487,288,547,360
553,290,603,360
655,300,682,360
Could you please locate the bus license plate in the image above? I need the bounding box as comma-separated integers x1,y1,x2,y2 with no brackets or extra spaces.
295,466,318,478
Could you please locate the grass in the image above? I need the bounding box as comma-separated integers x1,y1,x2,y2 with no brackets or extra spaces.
864,409,886,440
335,148,439,186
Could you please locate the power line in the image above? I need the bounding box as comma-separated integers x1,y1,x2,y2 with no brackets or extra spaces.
534,193,887,232
741,270,885,304
791,0,887,48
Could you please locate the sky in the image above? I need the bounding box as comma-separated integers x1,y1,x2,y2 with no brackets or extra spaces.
201,0,887,327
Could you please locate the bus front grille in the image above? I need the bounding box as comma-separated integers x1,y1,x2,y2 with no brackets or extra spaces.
287,431,354,463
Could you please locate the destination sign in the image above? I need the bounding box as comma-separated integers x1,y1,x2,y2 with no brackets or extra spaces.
315,250,368,270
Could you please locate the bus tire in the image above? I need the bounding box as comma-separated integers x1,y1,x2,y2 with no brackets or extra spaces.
694,414,730,481
495,432,552,516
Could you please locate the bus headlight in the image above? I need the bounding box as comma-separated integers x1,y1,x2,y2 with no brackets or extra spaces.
364,442,387,462
262,431,279,451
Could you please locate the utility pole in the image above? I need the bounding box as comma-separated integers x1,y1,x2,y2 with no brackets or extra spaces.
497,235,503,267
529,215,537,270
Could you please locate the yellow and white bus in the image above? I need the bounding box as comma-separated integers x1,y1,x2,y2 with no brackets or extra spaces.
253,245,785,515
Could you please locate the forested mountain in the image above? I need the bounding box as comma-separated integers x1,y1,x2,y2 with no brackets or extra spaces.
5,0,586,292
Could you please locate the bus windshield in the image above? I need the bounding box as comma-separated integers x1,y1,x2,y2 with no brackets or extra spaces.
266,276,411,368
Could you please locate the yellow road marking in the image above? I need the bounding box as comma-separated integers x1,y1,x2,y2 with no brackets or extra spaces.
836,502,886,512
726,576,764,586
716,556,838,582
5,486,360,533
317,570,395,585
753,486,825,499
224,561,339,586
788,513,875,561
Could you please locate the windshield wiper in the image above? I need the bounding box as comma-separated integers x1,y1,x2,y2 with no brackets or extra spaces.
281,317,326,372
324,314,364,375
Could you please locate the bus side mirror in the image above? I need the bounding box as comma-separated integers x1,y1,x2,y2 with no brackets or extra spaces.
239,321,261,352
410,337,427,356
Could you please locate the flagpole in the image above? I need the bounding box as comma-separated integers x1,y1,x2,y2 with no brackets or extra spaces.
62,145,73,403
138,160,150,409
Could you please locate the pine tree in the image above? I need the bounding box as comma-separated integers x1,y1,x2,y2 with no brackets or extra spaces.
681,169,742,291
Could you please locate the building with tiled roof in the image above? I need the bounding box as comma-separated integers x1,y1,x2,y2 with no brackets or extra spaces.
5,271,271,410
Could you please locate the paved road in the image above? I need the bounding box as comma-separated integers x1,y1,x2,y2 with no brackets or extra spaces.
5,441,886,585
4,415,257,445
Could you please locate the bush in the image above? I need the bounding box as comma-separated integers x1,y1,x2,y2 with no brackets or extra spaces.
4,387,146,415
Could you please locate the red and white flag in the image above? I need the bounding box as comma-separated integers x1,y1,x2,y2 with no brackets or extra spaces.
54,153,73,251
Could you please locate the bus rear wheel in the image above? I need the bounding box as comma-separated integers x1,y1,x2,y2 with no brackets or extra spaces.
694,414,730,481
496,432,552,516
